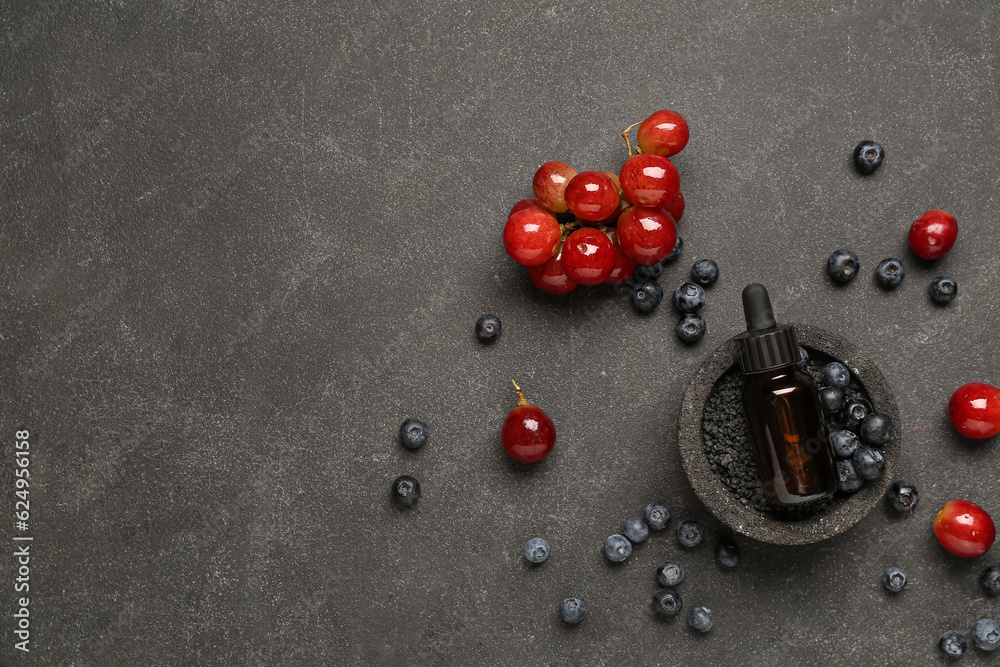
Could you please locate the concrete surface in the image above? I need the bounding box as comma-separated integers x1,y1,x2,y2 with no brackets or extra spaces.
2,1,999,664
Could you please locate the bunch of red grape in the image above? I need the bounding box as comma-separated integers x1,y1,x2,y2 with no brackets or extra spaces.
502,110,690,296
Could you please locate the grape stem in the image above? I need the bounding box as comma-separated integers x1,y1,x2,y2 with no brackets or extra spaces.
559,220,581,240
511,379,528,406
621,122,644,158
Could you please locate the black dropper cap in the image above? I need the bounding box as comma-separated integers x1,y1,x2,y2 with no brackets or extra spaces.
733,284,799,373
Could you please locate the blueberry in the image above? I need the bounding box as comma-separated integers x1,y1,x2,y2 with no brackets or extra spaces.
604,534,633,562
633,262,663,282
842,397,873,433
656,560,685,587
675,313,706,344
822,362,851,389
644,501,672,530
676,520,703,548
929,276,958,305
853,446,885,481
652,588,683,617
672,281,706,313
559,597,586,624
827,249,860,284
874,258,905,289
688,606,713,633
939,630,968,658
623,517,649,544
474,314,501,343
860,412,893,446
523,537,550,564
882,566,907,592
714,540,740,567
886,481,919,513
632,281,664,313
690,259,719,287
391,475,421,507
837,459,864,493
818,386,845,415
830,429,861,459
980,566,1000,595
796,346,809,369
663,236,684,264
973,618,1000,651
399,418,429,450
853,140,885,175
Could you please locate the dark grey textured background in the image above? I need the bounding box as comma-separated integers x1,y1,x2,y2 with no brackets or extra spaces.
2,1,999,664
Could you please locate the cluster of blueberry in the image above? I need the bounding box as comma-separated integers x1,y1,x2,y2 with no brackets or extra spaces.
826,209,958,304
530,501,726,632
390,418,431,507
632,256,718,345
939,619,1000,657
878,484,917,594
808,358,892,493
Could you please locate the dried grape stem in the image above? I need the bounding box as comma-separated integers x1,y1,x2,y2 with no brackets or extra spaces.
511,379,528,406
621,122,643,157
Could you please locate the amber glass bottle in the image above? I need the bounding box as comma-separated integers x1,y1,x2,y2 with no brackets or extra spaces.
734,284,839,506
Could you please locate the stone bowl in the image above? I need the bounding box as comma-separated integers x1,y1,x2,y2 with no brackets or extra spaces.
677,323,900,546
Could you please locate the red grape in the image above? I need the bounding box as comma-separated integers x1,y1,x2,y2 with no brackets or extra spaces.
503,208,560,266
636,109,690,157
948,382,1000,439
604,229,637,284
526,242,578,295
532,161,577,213
935,499,996,558
617,205,678,265
564,170,619,222
619,154,680,207
561,228,616,285
909,209,957,260
502,380,555,463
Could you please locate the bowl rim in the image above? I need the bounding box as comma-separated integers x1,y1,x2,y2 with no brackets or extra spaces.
677,323,900,546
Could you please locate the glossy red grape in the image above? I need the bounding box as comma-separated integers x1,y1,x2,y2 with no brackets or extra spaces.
532,161,577,214
908,209,957,260
617,205,678,265
564,170,619,222
502,381,555,463
509,198,550,216
526,241,578,295
935,499,996,558
604,229,637,284
636,109,690,157
586,171,624,226
663,191,684,223
503,208,561,266
619,154,680,207
949,383,1000,439
561,228,615,285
